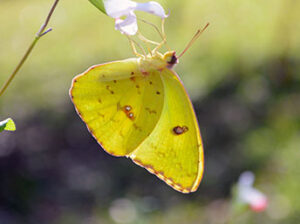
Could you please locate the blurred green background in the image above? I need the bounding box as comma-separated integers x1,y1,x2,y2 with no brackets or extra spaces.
0,0,299,223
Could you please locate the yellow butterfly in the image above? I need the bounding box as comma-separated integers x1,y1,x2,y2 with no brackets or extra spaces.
70,22,209,193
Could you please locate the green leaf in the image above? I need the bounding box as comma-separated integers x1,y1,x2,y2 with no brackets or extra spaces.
88,0,107,14
0,118,16,132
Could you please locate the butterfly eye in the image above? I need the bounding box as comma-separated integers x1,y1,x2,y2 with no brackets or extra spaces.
167,54,178,66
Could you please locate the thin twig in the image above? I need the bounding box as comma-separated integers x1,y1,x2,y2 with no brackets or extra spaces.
0,0,60,97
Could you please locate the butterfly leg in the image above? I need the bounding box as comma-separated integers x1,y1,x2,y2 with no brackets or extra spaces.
137,32,160,46
152,19,170,54
137,32,161,55
137,18,170,54
126,35,146,58
138,18,164,41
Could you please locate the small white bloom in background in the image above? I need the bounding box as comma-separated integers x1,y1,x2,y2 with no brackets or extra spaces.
237,171,268,212
104,0,168,35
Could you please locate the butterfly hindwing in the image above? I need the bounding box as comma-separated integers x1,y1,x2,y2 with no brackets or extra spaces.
129,69,204,193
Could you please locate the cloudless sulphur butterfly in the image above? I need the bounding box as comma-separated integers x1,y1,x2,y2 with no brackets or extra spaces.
69,22,208,193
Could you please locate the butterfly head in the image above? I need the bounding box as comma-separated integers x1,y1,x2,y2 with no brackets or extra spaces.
163,51,178,69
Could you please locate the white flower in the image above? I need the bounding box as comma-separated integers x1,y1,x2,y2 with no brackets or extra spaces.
115,12,138,36
103,0,168,35
237,171,268,212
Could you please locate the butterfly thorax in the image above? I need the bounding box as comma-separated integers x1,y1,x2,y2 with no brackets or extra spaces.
138,51,178,73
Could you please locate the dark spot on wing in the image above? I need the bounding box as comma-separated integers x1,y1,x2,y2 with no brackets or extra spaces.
172,126,189,135
124,105,132,111
106,85,114,94
122,105,135,120
98,112,104,118
156,91,161,95
133,123,142,131
128,112,134,119
149,81,153,85
113,80,117,83
145,107,157,114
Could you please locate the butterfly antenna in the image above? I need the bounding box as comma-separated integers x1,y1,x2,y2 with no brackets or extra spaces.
178,23,210,59
137,32,161,46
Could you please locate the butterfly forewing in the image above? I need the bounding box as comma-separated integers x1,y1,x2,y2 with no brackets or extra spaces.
70,59,164,156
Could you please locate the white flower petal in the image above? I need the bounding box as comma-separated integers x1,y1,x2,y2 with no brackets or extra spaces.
238,187,265,203
115,12,138,35
238,171,255,187
104,0,137,18
135,1,168,18
237,171,268,212
104,0,168,35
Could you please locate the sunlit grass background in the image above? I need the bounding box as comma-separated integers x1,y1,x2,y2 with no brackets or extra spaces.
0,0,299,223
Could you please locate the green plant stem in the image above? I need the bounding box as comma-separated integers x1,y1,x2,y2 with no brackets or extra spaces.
0,0,60,97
